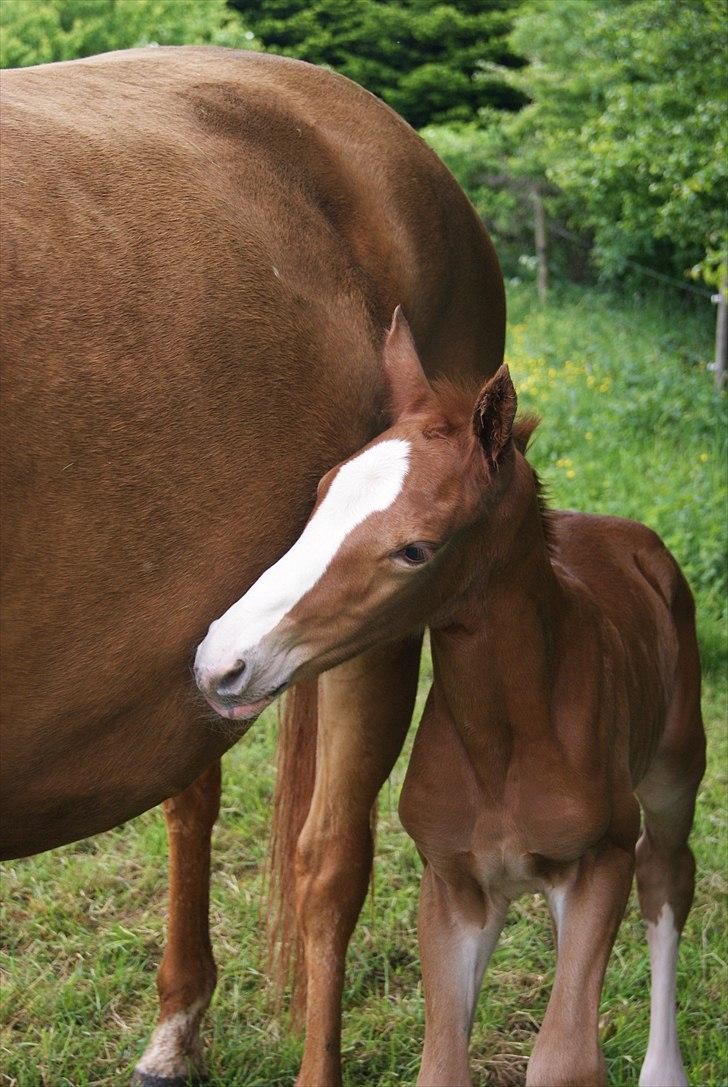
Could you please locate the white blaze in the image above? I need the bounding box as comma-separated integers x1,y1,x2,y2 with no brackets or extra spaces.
197,439,411,670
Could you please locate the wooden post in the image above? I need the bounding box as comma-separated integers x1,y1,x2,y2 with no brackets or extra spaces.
532,188,548,300
713,277,727,392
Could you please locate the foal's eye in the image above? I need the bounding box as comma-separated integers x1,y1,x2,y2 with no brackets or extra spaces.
394,543,434,567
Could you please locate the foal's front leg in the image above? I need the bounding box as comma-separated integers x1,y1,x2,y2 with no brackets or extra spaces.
417,865,507,1087
133,761,221,1086
529,841,635,1087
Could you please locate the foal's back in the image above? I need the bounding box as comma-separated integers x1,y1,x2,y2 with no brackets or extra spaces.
549,509,702,784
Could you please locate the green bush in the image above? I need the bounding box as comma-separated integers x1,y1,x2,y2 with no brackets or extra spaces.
505,0,728,289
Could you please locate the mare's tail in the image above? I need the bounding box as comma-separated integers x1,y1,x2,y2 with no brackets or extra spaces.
267,677,318,1021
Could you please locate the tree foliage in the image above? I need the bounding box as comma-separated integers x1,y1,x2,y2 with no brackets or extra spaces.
426,0,727,288
504,0,728,286
0,0,258,69
226,0,526,128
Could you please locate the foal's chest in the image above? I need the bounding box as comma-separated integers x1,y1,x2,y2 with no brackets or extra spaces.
400,699,611,896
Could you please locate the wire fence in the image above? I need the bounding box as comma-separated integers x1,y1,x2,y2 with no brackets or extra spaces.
547,223,715,300
521,198,726,389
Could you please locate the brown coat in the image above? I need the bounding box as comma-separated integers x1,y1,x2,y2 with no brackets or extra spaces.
0,47,505,857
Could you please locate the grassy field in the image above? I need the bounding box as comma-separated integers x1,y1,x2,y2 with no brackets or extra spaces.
1,283,726,1087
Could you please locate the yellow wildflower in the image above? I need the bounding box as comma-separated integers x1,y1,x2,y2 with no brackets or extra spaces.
699,452,710,462
585,431,593,441
566,469,576,479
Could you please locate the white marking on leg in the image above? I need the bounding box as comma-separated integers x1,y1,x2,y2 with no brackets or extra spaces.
135,999,206,1080
417,905,505,1087
546,885,568,948
453,906,506,1033
470,911,505,1031
195,439,410,672
639,904,688,1087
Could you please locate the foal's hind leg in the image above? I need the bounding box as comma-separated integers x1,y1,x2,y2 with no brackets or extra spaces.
636,724,705,1086
133,761,221,1087
295,634,422,1087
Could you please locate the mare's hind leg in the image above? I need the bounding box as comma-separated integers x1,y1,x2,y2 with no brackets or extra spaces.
295,634,422,1087
133,760,221,1087
636,716,705,1087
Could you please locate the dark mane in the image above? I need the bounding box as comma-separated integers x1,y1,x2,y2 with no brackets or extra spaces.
513,413,540,454
532,464,558,560
510,412,557,559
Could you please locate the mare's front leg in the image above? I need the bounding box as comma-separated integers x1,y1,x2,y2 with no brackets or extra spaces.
133,760,221,1087
417,866,507,1087
295,634,422,1087
530,839,636,1087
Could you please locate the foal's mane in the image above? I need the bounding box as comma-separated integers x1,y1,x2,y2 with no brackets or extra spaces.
429,376,556,556
511,414,558,559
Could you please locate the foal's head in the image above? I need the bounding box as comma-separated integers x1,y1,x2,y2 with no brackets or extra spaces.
195,308,535,720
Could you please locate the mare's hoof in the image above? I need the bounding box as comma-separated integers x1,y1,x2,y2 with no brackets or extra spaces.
131,1073,205,1087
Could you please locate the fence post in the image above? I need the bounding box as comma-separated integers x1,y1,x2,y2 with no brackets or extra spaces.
531,187,548,300
712,276,727,392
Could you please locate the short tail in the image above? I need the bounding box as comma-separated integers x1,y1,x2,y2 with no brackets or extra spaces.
267,677,318,1021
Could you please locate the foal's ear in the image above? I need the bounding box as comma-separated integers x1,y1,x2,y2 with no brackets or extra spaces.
383,306,434,419
473,365,517,468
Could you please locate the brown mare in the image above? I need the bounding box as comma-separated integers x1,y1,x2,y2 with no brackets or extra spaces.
0,48,505,1082
197,311,706,1086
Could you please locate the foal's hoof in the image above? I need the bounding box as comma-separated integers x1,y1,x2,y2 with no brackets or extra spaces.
131,1073,206,1087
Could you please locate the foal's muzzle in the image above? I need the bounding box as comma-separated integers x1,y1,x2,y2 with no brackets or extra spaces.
194,658,265,720
193,633,296,722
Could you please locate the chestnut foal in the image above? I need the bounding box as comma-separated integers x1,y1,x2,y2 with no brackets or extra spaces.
196,310,705,1086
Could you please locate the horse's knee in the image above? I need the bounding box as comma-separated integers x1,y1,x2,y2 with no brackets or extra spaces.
295,825,373,931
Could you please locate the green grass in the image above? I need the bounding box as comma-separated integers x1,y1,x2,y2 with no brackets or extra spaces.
1,284,726,1086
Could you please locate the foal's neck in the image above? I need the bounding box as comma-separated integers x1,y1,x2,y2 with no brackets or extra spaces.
431,470,565,754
